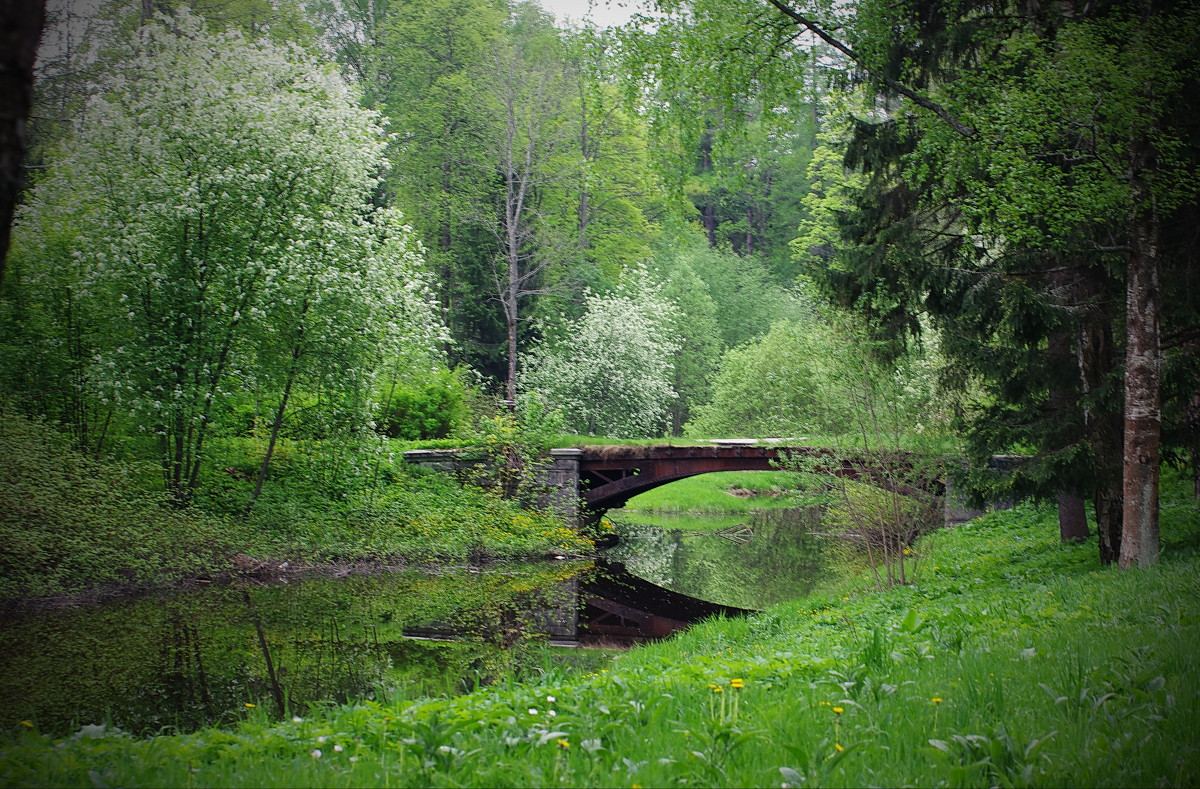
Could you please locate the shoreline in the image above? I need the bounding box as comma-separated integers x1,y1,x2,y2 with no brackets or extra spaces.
0,550,595,616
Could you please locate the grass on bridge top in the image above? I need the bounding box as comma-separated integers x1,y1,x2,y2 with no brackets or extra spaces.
551,433,963,453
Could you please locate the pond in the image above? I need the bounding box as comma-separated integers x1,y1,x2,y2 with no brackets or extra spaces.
0,563,590,737
604,506,830,610
0,505,830,738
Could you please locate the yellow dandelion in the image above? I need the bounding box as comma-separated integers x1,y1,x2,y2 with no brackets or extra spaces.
819,700,831,706
932,697,943,704
19,720,33,728
834,743,844,752
832,706,844,715
556,738,570,749
730,678,745,689
244,703,256,708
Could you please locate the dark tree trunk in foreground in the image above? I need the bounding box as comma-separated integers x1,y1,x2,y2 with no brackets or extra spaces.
0,0,45,289
1048,327,1090,542
1189,393,1200,499
1076,266,1124,564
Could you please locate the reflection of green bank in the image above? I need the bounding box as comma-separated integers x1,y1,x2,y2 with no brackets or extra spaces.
607,508,828,610
0,563,588,737
614,510,749,532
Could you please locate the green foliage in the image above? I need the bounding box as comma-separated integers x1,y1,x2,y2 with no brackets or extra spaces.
654,231,807,351
522,270,680,438
6,11,446,500
0,411,239,601
686,319,845,438
378,368,470,440
5,495,1198,787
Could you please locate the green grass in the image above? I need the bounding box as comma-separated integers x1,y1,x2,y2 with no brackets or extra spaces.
623,470,809,513
610,509,751,532
4,491,1197,787
0,413,591,603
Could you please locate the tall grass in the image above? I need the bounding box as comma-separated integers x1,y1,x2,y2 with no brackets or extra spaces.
4,491,1197,787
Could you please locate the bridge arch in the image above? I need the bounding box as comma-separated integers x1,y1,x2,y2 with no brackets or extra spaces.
577,443,938,516
403,442,954,527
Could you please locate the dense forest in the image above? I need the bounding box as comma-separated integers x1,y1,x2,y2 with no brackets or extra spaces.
1,0,1197,573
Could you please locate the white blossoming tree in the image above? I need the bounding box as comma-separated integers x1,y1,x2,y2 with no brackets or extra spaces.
10,13,444,502
522,272,680,439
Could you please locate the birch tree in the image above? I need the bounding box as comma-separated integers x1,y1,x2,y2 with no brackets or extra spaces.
484,3,578,403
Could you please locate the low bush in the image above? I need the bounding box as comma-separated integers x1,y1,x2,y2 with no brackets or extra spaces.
378,369,470,440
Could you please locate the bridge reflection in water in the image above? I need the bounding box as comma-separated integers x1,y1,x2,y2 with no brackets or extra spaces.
1,560,745,737
405,560,753,648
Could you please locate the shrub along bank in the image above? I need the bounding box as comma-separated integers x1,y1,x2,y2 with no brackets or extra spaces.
0,413,591,604
2,491,1197,787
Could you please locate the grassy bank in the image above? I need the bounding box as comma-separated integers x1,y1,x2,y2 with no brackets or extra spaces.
0,413,591,604
622,470,807,514
3,491,1197,787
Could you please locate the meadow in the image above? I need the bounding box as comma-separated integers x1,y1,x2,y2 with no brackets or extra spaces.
3,482,1197,787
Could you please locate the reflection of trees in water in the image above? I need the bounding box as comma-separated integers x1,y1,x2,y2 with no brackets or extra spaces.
0,566,584,736
606,522,679,587
609,508,827,609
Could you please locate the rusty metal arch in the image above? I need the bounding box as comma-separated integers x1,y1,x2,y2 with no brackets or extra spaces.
578,444,938,514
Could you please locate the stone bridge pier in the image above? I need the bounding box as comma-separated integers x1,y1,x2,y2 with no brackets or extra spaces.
403,448,584,523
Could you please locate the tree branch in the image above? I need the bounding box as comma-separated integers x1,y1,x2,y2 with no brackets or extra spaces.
763,0,977,138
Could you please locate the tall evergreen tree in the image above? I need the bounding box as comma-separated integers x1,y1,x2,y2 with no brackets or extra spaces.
620,0,1200,567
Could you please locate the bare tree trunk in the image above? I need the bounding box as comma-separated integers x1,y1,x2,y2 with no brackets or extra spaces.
1119,177,1162,569
250,362,297,508
702,203,717,247
0,0,44,290
505,307,518,403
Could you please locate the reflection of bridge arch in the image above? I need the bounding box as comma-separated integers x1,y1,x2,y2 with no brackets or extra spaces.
578,443,938,514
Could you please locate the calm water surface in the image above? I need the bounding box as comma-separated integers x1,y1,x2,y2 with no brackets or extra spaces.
0,563,584,736
2,507,828,736
606,507,829,609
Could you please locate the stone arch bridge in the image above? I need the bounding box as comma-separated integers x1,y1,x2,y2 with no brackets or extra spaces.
404,441,978,526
